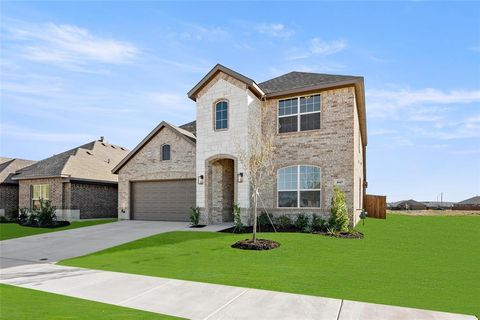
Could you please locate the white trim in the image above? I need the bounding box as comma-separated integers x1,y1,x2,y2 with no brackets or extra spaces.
277,165,321,208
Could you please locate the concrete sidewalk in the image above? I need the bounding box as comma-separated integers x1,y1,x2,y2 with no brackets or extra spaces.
0,221,230,269
0,264,476,320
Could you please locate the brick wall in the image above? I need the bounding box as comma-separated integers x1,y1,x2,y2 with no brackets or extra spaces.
18,178,64,210
69,182,118,219
259,87,358,224
0,184,19,217
117,125,196,219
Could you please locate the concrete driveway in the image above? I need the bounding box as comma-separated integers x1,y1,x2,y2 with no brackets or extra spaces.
0,220,190,269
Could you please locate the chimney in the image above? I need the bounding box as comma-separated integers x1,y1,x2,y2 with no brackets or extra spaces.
100,136,105,142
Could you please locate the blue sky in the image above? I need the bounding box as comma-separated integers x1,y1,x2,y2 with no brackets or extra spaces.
1,2,479,202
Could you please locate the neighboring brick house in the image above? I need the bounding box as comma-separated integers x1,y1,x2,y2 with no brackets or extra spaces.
114,64,367,225
0,157,36,217
12,138,129,220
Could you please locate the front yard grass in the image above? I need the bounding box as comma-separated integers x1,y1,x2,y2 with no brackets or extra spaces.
0,219,116,241
0,284,181,320
60,215,480,316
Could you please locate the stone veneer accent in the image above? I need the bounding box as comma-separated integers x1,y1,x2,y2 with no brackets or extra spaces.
195,71,261,224
117,125,196,220
208,159,234,223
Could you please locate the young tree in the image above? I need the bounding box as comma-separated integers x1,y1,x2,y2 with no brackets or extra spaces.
236,101,276,242
330,186,349,232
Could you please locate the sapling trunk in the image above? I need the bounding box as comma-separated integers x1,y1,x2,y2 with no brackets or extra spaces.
252,189,258,242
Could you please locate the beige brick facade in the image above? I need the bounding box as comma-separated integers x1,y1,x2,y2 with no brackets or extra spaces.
117,125,196,220
259,87,360,224
18,177,118,219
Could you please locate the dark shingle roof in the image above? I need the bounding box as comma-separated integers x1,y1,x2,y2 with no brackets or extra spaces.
14,139,129,182
179,120,196,136
457,196,480,205
0,158,36,184
258,71,361,95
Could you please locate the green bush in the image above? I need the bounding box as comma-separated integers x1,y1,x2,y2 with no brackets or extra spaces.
27,212,38,225
311,214,328,232
35,199,57,227
18,208,29,224
232,203,243,231
329,186,349,232
258,211,269,228
275,215,292,230
0,216,12,223
294,214,310,232
190,206,200,226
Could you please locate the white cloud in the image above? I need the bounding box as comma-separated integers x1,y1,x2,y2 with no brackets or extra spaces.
0,123,95,143
173,24,229,42
5,22,139,69
367,87,480,118
287,38,347,60
310,38,346,55
145,92,196,121
256,23,293,38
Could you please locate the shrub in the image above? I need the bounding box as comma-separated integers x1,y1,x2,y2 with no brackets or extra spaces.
27,212,38,225
329,186,349,232
35,199,57,227
0,216,12,223
275,215,292,231
190,206,200,226
258,211,269,228
232,203,243,231
311,214,328,232
18,208,29,224
294,214,310,232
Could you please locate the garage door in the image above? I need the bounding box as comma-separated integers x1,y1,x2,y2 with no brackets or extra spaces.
131,180,196,221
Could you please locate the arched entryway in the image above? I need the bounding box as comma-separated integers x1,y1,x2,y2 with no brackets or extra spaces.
206,156,236,223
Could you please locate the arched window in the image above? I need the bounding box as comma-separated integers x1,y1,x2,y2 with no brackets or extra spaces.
277,165,321,208
162,144,170,161
215,100,228,130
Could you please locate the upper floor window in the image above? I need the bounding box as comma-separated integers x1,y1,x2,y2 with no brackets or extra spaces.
215,101,228,130
162,144,170,161
32,184,50,209
278,94,321,133
277,165,321,208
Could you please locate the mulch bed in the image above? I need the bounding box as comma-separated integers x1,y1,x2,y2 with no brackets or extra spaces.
19,221,70,229
220,225,364,239
313,230,364,239
189,225,207,228
231,238,280,250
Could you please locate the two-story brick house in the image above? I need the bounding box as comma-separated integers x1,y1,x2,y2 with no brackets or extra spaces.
114,64,367,225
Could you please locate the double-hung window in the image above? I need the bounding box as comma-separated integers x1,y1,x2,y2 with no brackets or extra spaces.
278,94,321,133
277,166,321,208
215,101,228,130
32,184,50,209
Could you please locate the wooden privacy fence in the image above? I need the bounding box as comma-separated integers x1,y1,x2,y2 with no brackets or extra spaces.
364,194,387,219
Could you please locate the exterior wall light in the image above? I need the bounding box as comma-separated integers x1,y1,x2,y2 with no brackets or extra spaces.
237,172,243,183
198,175,204,185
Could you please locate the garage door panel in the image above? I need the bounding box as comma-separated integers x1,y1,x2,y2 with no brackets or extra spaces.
132,180,195,221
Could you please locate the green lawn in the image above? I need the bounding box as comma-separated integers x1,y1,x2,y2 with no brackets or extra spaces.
0,284,181,320
60,215,480,316
0,219,115,241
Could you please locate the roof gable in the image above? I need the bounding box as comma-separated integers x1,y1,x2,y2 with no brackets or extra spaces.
258,71,362,96
13,140,129,182
112,121,196,174
187,64,265,101
0,158,36,184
